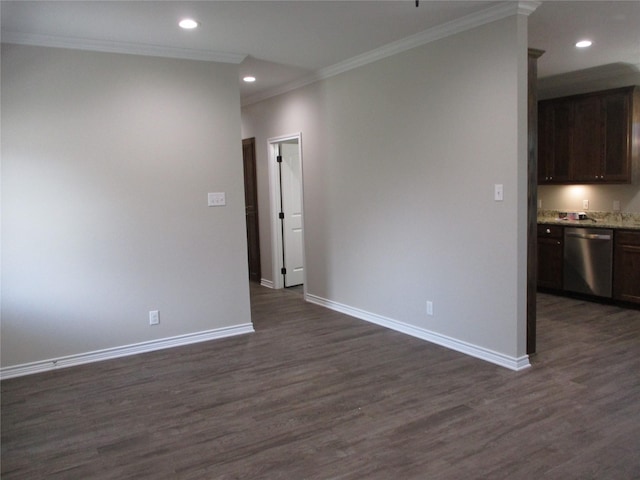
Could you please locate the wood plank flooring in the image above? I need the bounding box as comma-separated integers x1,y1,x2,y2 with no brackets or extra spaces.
2,285,639,479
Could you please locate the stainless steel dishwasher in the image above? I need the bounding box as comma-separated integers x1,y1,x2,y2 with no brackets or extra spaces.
564,227,613,298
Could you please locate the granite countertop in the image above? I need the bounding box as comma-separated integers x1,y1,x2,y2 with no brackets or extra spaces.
537,210,640,231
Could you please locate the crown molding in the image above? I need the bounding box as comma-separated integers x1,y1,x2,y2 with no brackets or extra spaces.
518,1,542,16
242,72,324,107
242,1,541,106
0,31,246,64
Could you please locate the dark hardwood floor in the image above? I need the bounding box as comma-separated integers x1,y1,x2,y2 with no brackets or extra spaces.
2,285,639,479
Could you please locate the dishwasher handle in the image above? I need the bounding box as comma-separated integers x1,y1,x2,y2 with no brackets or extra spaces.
565,232,612,241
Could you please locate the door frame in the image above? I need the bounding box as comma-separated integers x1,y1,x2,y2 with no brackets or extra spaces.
242,137,261,283
267,133,306,290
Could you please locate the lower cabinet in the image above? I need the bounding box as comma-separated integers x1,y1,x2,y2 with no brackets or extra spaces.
614,230,640,304
537,225,640,305
537,225,563,290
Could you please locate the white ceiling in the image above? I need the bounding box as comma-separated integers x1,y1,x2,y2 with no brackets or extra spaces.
2,1,639,104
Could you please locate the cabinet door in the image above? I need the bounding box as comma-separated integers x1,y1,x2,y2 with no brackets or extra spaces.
538,102,552,183
572,96,604,182
613,231,640,304
537,226,563,290
603,92,631,182
552,102,572,183
538,101,572,183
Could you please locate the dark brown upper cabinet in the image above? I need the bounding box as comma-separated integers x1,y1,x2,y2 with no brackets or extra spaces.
538,99,571,183
538,86,639,185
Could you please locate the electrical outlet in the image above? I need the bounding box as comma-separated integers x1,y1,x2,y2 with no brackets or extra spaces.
208,192,226,207
426,301,434,316
149,310,160,326
613,200,621,212
583,199,589,210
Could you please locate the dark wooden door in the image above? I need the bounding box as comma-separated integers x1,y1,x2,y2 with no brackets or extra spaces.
242,137,261,283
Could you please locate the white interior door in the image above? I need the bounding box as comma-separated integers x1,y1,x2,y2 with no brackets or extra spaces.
280,141,304,287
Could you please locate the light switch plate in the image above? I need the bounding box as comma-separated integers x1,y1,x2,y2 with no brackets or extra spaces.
149,310,160,326
494,184,504,202
208,192,226,207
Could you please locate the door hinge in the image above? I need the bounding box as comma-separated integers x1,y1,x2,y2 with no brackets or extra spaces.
276,155,282,163
281,267,287,275
279,212,285,219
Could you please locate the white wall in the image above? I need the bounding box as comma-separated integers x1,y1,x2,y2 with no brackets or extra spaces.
1,44,252,369
242,15,530,366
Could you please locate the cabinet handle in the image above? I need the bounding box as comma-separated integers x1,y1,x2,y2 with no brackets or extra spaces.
546,229,551,234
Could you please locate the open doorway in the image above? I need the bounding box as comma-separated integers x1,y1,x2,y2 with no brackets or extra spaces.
268,133,305,290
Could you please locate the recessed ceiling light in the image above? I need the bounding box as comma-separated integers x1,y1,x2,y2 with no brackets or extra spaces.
575,40,592,48
243,76,256,83
179,18,199,30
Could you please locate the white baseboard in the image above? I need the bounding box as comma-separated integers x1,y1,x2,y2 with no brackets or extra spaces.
0,323,255,380
260,278,274,289
305,294,530,371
